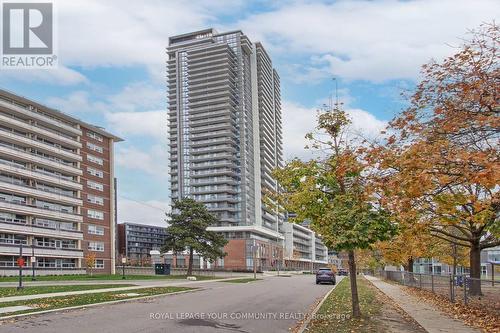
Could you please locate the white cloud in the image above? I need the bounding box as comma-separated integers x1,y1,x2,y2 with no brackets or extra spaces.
283,101,387,160
282,101,318,159
57,0,244,68
46,91,107,115
235,0,500,82
0,66,88,85
117,197,169,226
106,82,164,113
346,108,387,140
115,145,168,176
3,0,496,86
105,110,166,140
2,1,246,86
46,82,163,116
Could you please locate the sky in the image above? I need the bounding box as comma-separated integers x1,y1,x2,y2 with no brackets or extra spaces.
1,0,498,226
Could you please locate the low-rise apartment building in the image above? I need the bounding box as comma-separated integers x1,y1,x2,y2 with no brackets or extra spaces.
413,246,500,278
0,89,122,275
117,222,168,264
281,221,329,270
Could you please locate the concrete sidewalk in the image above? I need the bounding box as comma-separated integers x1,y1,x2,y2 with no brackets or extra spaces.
0,277,241,303
365,275,481,333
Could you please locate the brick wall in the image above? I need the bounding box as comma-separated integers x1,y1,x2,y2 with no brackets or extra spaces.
222,239,247,269
80,127,114,274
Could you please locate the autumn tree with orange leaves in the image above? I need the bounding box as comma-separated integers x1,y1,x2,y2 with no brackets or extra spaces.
272,109,396,318
371,23,499,296
376,222,437,272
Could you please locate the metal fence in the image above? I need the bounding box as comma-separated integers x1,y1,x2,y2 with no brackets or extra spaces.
376,270,500,310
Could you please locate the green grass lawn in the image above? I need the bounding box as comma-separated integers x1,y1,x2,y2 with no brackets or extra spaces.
0,284,135,298
306,277,384,333
221,278,262,283
0,274,220,282
0,286,195,317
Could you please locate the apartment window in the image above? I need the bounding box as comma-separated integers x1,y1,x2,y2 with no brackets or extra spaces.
87,180,103,191
87,209,104,220
88,241,104,252
37,258,76,268
86,142,103,153
88,224,104,235
87,167,103,178
94,259,104,269
87,154,103,166
87,194,104,205
87,131,103,142
0,233,27,245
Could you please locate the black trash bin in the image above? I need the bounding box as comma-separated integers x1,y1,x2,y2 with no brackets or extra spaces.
155,264,165,275
165,264,171,275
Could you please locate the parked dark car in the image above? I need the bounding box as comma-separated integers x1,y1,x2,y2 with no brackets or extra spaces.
316,268,336,285
338,269,348,276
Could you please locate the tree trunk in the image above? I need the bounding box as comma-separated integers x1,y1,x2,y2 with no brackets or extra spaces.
187,247,194,276
348,250,361,318
469,240,482,296
407,257,414,273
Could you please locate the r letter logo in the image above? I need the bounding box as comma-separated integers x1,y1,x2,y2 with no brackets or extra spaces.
1,1,57,68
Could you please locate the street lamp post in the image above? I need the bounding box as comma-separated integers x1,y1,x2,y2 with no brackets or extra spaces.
31,244,36,281
276,235,281,277
17,243,23,290
253,243,257,280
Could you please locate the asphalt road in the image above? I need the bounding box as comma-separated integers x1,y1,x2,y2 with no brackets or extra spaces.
0,275,343,333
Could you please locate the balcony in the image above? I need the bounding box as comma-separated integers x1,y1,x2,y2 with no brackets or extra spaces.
0,178,82,205
0,243,83,258
191,186,238,195
0,220,82,240
0,128,81,162
191,168,236,177
0,143,82,176
191,177,237,185
191,160,235,170
191,153,236,163
0,112,81,148
0,99,82,136
0,159,82,190
0,199,82,222
191,130,236,140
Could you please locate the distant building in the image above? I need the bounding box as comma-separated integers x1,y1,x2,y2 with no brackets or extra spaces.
328,250,346,269
281,221,328,270
413,246,500,277
117,222,168,264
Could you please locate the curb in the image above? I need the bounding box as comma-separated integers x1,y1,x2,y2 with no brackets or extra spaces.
0,288,202,321
296,277,343,333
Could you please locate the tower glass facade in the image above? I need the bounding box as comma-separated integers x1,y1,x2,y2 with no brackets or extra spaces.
167,29,284,269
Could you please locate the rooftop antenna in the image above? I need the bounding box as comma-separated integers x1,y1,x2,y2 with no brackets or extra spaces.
332,77,339,109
